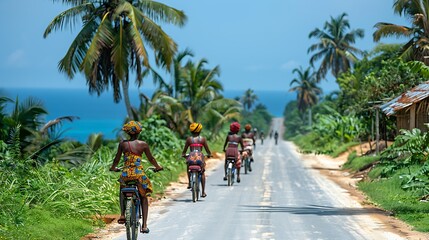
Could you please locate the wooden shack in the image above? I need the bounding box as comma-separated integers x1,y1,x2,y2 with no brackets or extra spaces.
380,81,429,133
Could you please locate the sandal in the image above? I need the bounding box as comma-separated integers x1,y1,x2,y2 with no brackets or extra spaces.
141,228,150,234
201,193,207,198
117,216,126,224
237,177,241,183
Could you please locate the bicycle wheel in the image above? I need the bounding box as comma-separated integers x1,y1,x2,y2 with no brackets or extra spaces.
191,172,198,202
124,197,139,240
125,198,137,240
227,167,232,186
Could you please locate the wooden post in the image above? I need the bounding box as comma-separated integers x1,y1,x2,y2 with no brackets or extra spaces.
410,104,416,129
376,107,380,155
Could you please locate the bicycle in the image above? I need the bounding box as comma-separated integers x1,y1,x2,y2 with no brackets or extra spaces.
188,164,202,202
242,150,251,174
111,167,161,240
226,157,236,186
183,154,208,202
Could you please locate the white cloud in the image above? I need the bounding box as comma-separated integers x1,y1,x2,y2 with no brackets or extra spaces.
280,60,300,71
7,49,26,67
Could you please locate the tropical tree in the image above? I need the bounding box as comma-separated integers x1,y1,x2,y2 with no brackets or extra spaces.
181,58,223,122
308,13,365,80
44,0,187,118
241,89,258,112
289,66,322,126
373,0,429,64
0,96,13,141
167,48,194,98
3,97,48,152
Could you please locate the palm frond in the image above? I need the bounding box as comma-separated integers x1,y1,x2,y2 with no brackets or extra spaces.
373,23,413,42
135,0,187,26
40,116,80,135
43,3,93,38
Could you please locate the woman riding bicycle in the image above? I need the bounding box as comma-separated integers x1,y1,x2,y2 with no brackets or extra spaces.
110,121,163,234
182,122,211,198
223,122,244,183
242,124,256,163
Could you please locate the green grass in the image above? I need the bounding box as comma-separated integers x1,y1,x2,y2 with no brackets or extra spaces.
358,172,429,232
342,153,380,172
290,133,359,157
330,142,359,158
0,208,94,240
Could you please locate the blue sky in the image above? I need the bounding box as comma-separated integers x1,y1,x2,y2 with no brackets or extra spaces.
0,0,409,93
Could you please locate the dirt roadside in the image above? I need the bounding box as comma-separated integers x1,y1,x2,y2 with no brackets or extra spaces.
84,145,429,240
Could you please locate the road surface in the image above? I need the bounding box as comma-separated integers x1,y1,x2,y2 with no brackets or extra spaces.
113,118,404,240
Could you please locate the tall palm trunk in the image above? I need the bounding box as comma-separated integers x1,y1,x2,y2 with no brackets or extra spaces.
122,75,134,119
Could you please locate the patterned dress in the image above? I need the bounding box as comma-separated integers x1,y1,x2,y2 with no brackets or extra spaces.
225,140,242,168
186,136,205,167
119,141,153,197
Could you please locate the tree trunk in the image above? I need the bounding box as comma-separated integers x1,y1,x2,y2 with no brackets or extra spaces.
122,75,134,119
308,108,312,127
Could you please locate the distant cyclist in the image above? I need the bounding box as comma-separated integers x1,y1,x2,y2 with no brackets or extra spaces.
260,131,265,145
241,124,256,165
182,122,211,198
223,122,244,182
274,131,279,145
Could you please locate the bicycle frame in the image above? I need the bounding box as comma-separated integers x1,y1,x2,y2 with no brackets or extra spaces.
188,165,202,202
226,158,236,186
121,183,142,240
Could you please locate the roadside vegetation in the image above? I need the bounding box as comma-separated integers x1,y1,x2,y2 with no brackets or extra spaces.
286,1,429,233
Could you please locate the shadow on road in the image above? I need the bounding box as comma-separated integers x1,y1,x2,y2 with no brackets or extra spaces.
238,204,389,216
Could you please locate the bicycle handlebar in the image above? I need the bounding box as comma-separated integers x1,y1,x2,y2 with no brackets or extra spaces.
182,153,212,158
109,166,163,173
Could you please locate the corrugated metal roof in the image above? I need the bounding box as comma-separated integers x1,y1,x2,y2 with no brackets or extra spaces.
380,81,429,116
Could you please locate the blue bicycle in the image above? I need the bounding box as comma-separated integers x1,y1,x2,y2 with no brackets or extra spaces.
121,180,142,240
112,167,161,240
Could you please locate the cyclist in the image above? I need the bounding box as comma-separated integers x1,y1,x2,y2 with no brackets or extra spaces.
110,121,163,234
182,122,211,198
223,122,244,182
274,131,279,145
241,124,256,168
260,131,265,145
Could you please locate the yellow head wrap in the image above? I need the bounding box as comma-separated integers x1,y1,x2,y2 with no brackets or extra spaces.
189,122,203,133
122,121,143,135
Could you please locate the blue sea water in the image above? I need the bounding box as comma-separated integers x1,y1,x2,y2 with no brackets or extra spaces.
1,88,294,142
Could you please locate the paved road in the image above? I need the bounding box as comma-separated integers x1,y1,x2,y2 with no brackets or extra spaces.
114,118,403,240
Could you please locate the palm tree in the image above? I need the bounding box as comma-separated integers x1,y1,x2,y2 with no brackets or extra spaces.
5,97,48,151
373,0,429,64
166,48,194,98
289,66,322,126
181,58,223,122
44,0,187,118
241,89,258,112
200,97,242,139
308,13,365,80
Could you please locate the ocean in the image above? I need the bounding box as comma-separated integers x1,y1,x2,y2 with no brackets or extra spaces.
1,88,294,142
